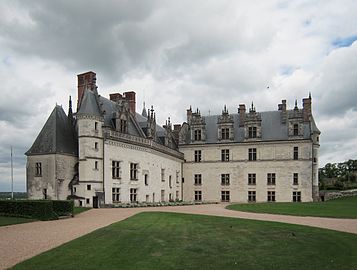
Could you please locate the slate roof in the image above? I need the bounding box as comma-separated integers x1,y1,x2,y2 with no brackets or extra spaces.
189,110,312,144
26,106,77,156
77,90,102,117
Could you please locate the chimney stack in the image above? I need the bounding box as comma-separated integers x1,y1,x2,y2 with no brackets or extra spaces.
238,104,246,127
77,71,96,109
109,93,123,102
303,96,312,122
187,106,192,124
123,91,136,114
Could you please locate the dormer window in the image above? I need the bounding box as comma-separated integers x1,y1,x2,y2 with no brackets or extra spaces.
194,129,202,141
120,119,127,133
248,126,257,138
221,128,229,140
293,124,299,136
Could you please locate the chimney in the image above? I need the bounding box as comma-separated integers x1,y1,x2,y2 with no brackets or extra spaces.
238,104,246,127
172,124,181,143
303,96,312,122
187,106,192,124
109,93,123,102
278,100,287,124
123,91,136,114
77,71,96,109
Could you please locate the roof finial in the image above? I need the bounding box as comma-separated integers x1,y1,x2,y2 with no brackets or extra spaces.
309,92,312,99
294,99,298,110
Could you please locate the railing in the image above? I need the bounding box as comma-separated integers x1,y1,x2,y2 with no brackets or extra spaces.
106,130,184,159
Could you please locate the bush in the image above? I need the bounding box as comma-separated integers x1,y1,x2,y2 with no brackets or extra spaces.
0,200,56,220
53,200,74,216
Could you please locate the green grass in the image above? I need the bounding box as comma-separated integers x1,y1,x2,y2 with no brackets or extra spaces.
227,196,357,218
73,207,91,215
12,212,357,270
0,216,35,226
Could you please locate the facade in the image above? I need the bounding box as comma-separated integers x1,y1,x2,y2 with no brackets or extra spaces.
26,71,320,207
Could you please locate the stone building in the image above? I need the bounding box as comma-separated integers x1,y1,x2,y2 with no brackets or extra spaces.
26,71,320,207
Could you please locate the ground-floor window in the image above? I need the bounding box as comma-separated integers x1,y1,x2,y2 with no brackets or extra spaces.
293,191,301,202
176,190,179,200
130,188,137,202
146,194,149,202
86,198,90,204
194,190,202,201
161,190,165,202
267,191,275,202
221,191,230,202
79,200,83,206
248,191,256,202
112,188,120,203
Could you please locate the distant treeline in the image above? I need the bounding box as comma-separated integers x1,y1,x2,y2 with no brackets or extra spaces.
319,159,357,190
0,192,27,199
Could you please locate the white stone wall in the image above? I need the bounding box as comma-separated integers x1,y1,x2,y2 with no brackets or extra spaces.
27,154,77,200
103,140,183,204
180,140,314,202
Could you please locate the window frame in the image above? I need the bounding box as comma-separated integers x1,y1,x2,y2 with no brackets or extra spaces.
267,173,276,185
248,148,257,161
221,149,230,162
248,191,256,202
112,160,121,179
248,126,257,138
194,174,202,186
194,150,202,162
130,163,138,180
248,173,256,185
221,174,230,186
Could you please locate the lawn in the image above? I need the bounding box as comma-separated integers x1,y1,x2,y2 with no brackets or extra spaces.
73,207,91,215
12,212,357,270
227,196,357,218
0,216,35,226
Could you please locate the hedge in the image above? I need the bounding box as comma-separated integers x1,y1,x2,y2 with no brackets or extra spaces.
0,200,55,220
0,200,74,220
53,200,74,216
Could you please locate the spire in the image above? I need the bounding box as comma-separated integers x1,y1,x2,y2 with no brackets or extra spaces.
249,102,255,113
294,99,298,110
141,101,147,117
68,95,73,116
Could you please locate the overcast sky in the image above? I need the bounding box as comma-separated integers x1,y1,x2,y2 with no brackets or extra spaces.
0,0,357,191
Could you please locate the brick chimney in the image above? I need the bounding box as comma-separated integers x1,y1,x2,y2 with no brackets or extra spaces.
303,96,312,122
238,104,246,127
278,100,287,123
187,106,192,124
109,93,123,102
123,91,136,114
77,71,96,109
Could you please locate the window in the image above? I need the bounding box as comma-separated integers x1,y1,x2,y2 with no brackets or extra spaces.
146,195,149,202
74,187,76,193
161,168,165,182
248,191,256,202
194,174,202,186
87,184,91,190
221,191,230,202
130,188,137,202
194,150,202,162
221,149,229,162
293,191,301,202
248,148,257,161
267,191,275,202
112,161,121,179
267,173,276,185
194,129,202,141
161,190,165,202
248,173,256,185
176,190,179,200
293,147,299,160
112,188,120,202
43,188,47,199
221,174,230,186
293,173,299,185
130,163,138,180
176,171,179,183
86,198,90,204
293,124,299,136
194,191,202,201
248,126,257,138
221,128,229,140
144,174,149,186
120,119,127,133
95,161,98,170
79,200,83,206
35,162,42,176
94,142,98,149
169,175,172,188
95,122,98,131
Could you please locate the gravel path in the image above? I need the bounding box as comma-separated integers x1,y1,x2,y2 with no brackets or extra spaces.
1,204,357,270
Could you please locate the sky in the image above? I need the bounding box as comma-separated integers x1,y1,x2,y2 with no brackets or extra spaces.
0,0,357,192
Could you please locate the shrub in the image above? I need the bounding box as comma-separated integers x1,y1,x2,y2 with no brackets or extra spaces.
53,200,74,216
0,200,56,220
